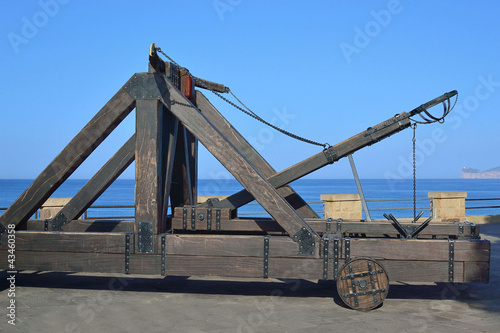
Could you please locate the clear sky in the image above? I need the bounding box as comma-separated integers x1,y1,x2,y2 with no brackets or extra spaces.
1,0,499,180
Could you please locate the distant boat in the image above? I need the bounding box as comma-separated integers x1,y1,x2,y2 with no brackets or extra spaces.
462,166,500,179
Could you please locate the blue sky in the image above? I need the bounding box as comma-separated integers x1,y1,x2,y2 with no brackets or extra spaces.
1,0,499,180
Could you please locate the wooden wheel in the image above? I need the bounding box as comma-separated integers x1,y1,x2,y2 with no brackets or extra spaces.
336,257,389,310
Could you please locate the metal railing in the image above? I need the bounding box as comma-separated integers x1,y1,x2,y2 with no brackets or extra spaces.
465,198,500,210
1,197,499,221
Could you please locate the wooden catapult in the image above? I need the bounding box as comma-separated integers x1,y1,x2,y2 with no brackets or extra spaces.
0,44,490,310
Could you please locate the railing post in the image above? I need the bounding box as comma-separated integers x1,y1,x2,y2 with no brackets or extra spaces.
428,192,467,221
320,194,362,220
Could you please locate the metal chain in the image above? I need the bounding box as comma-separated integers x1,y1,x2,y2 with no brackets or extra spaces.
411,123,417,222
156,47,329,149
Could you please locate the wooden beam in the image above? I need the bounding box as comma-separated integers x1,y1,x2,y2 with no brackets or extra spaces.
349,238,490,262
160,106,179,225
156,73,319,251
50,135,136,230
196,91,318,219
212,113,412,210
135,99,165,253
0,231,132,254
27,219,135,233
170,217,479,239
0,81,136,229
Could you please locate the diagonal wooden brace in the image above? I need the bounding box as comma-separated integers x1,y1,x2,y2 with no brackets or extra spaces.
149,72,320,254
0,79,137,229
195,91,319,219
50,134,136,230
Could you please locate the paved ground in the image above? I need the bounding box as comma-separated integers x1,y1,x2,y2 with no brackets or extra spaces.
1,224,499,333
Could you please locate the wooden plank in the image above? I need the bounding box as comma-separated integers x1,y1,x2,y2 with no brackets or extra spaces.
0,251,125,273
165,234,301,258
0,84,136,229
349,239,490,262
196,91,318,219
0,249,484,283
157,73,319,248
380,260,464,283
135,99,165,247
0,231,131,253
464,262,489,283
170,217,478,238
212,113,412,211
165,255,263,278
51,134,135,229
27,219,135,233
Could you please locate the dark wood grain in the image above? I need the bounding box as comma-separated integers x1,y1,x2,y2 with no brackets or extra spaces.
0,85,136,229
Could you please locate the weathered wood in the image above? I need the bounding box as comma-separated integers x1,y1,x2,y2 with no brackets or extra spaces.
170,217,479,238
212,113,412,210
157,73,319,249
27,219,135,233
135,99,165,250
0,84,136,229
165,234,302,258
0,231,131,253
464,262,489,283
196,91,318,219
0,249,484,283
165,255,263,278
0,251,125,273
161,106,179,223
169,125,195,207
349,239,490,262
50,135,136,229
382,260,465,283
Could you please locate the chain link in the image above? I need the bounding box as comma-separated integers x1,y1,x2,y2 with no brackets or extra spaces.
411,123,417,222
156,47,329,149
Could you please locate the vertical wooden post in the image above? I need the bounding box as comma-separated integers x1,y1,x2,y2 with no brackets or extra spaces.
169,71,198,208
135,99,165,253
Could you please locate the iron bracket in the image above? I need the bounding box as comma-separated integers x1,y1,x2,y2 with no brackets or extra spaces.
182,207,188,231
323,146,338,164
322,236,330,280
215,209,221,231
125,233,131,274
344,237,351,263
333,237,340,280
336,218,343,236
448,239,455,282
293,227,316,256
137,221,154,254
263,235,270,278
191,207,196,231
50,212,68,231
325,218,332,233
124,73,162,100
44,219,49,231
161,234,167,276
207,208,212,231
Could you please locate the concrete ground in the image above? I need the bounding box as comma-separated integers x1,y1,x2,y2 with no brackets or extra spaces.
1,224,499,333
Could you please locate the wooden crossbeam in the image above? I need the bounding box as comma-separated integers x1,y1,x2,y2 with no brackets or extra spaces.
195,91,319,219
0,83,136,230
50,134,136,230
211,113,412,211
152,72,320,251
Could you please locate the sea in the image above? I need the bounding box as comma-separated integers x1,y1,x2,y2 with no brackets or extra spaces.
1,179,499,220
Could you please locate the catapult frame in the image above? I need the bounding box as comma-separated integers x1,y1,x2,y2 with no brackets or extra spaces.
0,45,490,310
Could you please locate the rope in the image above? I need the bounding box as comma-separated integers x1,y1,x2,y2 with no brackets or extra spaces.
410,93,458,125
155,47,329,149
